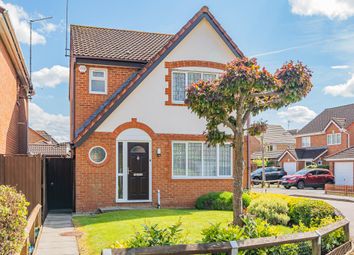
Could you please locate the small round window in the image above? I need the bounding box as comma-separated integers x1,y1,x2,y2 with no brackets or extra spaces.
89,146,107,164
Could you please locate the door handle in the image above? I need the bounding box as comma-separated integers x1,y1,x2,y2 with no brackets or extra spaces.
50,182,54,186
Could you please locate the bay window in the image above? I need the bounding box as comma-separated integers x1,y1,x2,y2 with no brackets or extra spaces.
172,142,232,178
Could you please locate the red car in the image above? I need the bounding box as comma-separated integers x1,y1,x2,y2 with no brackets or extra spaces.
281,168,334,189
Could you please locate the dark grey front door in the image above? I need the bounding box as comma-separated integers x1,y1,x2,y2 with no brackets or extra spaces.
127,142,149,200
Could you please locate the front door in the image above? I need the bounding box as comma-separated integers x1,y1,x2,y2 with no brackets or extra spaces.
127,142,149,200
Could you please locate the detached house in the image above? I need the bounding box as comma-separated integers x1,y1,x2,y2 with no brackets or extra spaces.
0,6,32,154
279,104,354,186
70,7,250,212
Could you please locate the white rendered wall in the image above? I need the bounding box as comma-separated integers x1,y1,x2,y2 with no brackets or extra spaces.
97,18,237,135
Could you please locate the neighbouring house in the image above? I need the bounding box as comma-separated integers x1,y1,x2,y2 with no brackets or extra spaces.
251,125,295,168
279,103,354,185
28,128,71,157
70,6,251,212
0,6,32,154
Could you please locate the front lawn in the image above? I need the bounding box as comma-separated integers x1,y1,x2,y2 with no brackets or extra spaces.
73,209,289,255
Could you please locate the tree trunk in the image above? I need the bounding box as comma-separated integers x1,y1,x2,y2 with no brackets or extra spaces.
232,130,244,226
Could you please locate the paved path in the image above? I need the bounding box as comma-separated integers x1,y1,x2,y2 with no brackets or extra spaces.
37,213,79,255
252,187,354,238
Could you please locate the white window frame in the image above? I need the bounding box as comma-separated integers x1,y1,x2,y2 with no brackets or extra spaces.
88,146,107,164
171,70,219,104
171,141,232,179
302,136,311,148
89,68,107,94
327,132,341,145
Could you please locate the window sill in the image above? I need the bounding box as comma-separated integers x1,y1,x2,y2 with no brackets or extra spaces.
172,176,233,180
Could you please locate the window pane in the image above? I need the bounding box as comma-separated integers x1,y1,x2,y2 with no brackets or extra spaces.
173,143,186,176
203,73,217,81
118,176,123,199
91,79,106,92
89,147,106,163
219,144,231,176
188,143,202,176
336,134,341,144
172,72,186,102
92,71,104,78
118,142,123,174
203,145,217,176
188,72,202,86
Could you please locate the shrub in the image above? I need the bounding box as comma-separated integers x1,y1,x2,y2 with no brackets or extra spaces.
248,197,290,225
112,221,186,248
202,217,298,255
0,185,29,255
289,199,335,227
195,192,252,210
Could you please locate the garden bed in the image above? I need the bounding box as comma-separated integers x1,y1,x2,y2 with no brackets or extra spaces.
73,192,348,255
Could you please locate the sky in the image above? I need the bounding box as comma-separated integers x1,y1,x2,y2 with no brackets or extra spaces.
2,0,354,141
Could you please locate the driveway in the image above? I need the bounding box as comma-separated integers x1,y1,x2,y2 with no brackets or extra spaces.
251,187,354,238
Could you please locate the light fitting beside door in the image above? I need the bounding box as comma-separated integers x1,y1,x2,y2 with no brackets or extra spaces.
156,148,161,157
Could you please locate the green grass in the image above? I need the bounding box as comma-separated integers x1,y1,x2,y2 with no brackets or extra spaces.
73,209,291,255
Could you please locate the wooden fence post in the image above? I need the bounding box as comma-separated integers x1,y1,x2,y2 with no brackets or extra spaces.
344,222,350,241
312,231,321,255
229,241,238,255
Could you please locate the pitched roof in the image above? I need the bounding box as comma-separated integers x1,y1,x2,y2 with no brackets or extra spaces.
71,25,174,62
325,146,354,161
298,104,354,135
282,147,328,160
73,6,244,146
35,130,59,145
28,143,70,157
261,125,295,144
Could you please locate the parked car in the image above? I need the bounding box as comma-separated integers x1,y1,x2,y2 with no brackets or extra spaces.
281,168,334,189
251,167,287,184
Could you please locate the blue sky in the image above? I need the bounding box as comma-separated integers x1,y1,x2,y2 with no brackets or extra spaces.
2,0,354,141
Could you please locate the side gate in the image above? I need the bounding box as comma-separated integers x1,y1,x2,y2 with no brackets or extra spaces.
45,158,74,211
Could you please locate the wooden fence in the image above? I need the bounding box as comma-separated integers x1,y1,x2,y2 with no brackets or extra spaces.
325,184,354,197
0,154,45,215
102,219,351,255
19,204,42,255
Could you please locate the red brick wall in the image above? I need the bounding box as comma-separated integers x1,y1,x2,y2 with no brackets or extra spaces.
75,119,249,212
28,128,45,144
0,39,28,154
295,123,349,155
72,64,138,132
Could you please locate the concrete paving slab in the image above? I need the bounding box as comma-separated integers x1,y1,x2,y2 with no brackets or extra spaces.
37,213,79,255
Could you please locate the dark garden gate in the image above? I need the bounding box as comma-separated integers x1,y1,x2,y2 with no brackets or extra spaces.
46,158,74,211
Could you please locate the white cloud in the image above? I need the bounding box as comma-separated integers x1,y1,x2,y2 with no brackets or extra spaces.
277,106,317,125
0,1,56,45
32,65,69,88
29,102,69,142
289,0,354,20
323,73,354,97
331,65,350,69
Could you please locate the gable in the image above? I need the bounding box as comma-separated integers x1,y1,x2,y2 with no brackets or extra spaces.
73,6,244,146
96,17,238,135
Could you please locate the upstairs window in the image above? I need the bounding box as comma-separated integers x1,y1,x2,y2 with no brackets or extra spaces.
327,133,341,145
89,68,107,94
172,71,218,103
301,136,311,147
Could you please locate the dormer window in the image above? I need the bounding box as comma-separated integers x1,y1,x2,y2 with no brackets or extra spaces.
302,136,311,147
327,132,341,145
89,68,107,94
172,71,218,103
